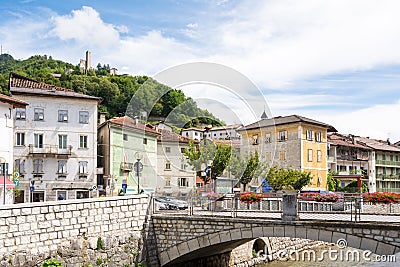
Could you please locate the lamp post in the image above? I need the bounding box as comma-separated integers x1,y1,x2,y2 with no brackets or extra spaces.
0,158,8,205
135,152,143,194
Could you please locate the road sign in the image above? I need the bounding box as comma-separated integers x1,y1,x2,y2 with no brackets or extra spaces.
13,171,20,179
134,161,143,173
92,185,97,190
13,180,20,187
30,186,34,192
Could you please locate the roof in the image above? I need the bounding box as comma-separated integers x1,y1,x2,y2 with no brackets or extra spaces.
214,139,241,148
209,124,243,131
9,72,102,102
158,129,196,143
0,93,28,108
328,133,371,150
102,116,160,135
355,136,400,152
181,127,204,132
239,114,337,132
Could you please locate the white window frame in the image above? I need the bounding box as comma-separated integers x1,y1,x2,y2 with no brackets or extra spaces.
317,150,322,162
308,149,313,162
58,135,67,149
316,132,322,142
56,190,67,201
15,159,25,174
57,160,67,174
79,161,88,175
279,130,287,141
79,135,88,148
16,132,25,146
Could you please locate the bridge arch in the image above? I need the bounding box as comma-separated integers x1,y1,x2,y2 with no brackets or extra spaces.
158,222,400,266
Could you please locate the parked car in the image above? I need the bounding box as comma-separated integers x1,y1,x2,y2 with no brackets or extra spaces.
154,197,169,210
155,196,188,210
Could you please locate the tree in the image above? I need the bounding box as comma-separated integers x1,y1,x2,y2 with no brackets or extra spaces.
229,150,268,191
327,171,341,191
184,140,232,185
266,166,311,191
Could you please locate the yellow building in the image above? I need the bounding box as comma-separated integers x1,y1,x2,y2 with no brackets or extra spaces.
238,115,337,191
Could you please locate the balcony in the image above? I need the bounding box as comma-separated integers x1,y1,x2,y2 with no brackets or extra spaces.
375,160,400,166
376,174,400,180
28,144,72,157
120,162,133,172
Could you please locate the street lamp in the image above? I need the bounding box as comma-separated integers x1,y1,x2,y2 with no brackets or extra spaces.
135,152,143,194
0,157,8,205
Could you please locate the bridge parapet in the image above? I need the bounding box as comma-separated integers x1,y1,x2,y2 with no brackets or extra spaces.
150,214,400,266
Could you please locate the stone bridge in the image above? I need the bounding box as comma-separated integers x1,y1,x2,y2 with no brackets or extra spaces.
146,214,400,266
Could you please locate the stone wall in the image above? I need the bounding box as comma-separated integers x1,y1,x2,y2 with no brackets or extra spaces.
0,195,149,266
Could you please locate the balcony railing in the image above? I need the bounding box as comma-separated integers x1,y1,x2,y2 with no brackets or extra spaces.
375,160,400,166
28,144,72,156
120,162,133,172
376,174,400,180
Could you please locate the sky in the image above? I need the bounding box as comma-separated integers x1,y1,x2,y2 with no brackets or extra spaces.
1,0,400,141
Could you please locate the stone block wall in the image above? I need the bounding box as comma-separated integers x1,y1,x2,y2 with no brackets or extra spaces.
0,195,149,266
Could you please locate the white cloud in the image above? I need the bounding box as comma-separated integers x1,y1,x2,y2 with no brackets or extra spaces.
51,6,122,48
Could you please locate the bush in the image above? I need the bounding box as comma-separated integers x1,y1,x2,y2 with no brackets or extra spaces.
363,192,400,204
239,192,263,204
42,259,62,267
299,192,341,202
97,237,105,250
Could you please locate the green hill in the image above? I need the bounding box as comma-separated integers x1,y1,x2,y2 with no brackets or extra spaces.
0,54,224,128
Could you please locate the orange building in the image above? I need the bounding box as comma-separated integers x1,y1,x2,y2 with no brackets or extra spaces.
238,115,336,191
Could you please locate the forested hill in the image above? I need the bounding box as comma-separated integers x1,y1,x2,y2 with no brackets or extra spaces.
0,54,224,128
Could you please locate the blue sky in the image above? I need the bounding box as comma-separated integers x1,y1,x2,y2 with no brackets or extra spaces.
1,0,400,141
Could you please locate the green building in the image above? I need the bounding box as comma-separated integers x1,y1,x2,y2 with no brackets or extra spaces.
98,115,160,196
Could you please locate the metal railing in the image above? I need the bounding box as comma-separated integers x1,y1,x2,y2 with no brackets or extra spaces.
152,193,400,223
28,144,72,155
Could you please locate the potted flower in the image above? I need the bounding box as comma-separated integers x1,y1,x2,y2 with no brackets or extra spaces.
239,192,263,204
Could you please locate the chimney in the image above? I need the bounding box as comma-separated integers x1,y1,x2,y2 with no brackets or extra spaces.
134,116,139,125
99,112,107,124
387,138,391,145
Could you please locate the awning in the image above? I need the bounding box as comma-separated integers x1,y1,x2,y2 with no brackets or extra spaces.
0,176,15,189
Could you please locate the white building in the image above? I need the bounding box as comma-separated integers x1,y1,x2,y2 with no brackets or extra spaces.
157,129,196,197
9,72,101,202
0,94,28,204
181,124,242,141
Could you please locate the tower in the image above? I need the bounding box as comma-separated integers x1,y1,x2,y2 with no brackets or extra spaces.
85,50,91,72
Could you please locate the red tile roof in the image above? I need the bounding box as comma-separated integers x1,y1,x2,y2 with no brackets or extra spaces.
0,93,28,108
158,129,196,143
328,133,371,150
107,116,160,135
355,136,400,152
9,72,101,101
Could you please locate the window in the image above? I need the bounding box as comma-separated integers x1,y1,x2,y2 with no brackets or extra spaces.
308,149,313,162
279,130,287,141
58,135,67,149
397,156,399,162
179,178,188,187
252,134,259,145
279,150,286,161
57,160,67,174
79,135,88,148
185,132,188,137
123,134,128,141
306,130,314,141
181,162,187,170
79,161,88,174
265,133,271,143
33,159,44,173
180,147,185,153
79,111,89,124
16,132,25,146
382,154,386,160
56,190,67,201
315,132,322,142
165,177,171,187
15,108,26,120
195,132,198,136
165,147,171,153
390,155,394,161
34,108,44,121
15,159,25,174
317,150,322,162
34,134,43,148
58,110,68,122
165,161,171,170
143,138,147,145
76,190,89,199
